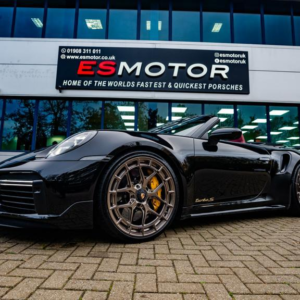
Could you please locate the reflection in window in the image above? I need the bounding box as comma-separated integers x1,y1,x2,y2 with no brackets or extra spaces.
45,0,75,38
269,106,299,147
237,105,267,143
109,0,137,40
71,101,102,134
294,4,300,46
36,100,68,149
2,100,34,151
233,2,262,44
104,101,135,131
77,0,106,39
0,1,14,37
172,0,200,42
138,102,168,131
264,2,292,46
205,104,234,131
171,103,202,122
203,1,231,43
14,0,44,38
141,0,169,41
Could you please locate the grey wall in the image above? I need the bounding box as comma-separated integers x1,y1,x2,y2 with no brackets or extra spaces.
0,38,300,104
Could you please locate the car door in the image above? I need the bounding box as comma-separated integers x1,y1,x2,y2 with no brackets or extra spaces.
192,139,273,209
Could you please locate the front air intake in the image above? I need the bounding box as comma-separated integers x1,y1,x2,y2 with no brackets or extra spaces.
0,180,36,212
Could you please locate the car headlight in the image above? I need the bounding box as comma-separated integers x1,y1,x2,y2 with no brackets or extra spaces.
47,131,97,157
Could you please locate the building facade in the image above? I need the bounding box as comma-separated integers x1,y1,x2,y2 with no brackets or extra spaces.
0,0,300,152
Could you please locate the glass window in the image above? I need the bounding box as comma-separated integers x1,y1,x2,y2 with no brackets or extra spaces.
269,106,299,147
172,103,202,122
2,99,35,151
172,0,200,42
77,0,106,39
109,0,137,40
36,100,68,149
0,1,14,37
203,0,231,43
205,104,234,130
237,105,267,143
71,100,102,135
264,1,292,46
45,0,75,38
14,0,44,38
141,0,169,41
104,101,135,131
138,102,168,131
294,3,300,46
233,1,262,44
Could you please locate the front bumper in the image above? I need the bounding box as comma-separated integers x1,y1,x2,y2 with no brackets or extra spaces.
0,158,109,229
0,201,93,229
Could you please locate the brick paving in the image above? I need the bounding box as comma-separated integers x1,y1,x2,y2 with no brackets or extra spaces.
0,213,298,299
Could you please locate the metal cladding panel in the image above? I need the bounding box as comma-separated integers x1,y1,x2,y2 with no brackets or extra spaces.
0,38,299,103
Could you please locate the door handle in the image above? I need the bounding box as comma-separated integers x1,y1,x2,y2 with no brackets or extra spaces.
258,157,270,162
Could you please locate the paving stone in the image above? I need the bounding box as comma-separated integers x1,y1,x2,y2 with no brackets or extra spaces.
189,254,209,267
135,293,183,300
232,268,262,283
234,296,282,300
66,257,102,264
72,263,98,280
9,268,53,278
82,291,107,300
135,273,157,292
259,275,300,284
194,267,233,275
157,266,177,282
3,278,43,300
158,282,204,293
98,258,119,272
65,279,111,291
219,274,250,294
203,283,232,300
201,250,222,261
94,272,134,281
117,265,156,273
19,255,49,269
109,281,134,300
0,261,22,275
39,262,79,271
29,289,83,300
183,295,208,300
0,276,23,287
42,271,73,289
174,260,195,274
71,247,92,257
178,274,219,283
48,251,72,262
247,283,297,294
120,252,138,265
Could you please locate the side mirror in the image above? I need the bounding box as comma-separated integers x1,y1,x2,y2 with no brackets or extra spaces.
208,128,242,145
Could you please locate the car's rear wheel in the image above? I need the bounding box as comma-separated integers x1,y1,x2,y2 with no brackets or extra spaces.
96,151,179,242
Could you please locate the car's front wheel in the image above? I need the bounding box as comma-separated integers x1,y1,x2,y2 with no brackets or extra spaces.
96,152,179,242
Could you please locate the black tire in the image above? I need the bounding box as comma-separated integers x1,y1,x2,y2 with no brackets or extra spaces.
95,151,180,243
289,165,300,216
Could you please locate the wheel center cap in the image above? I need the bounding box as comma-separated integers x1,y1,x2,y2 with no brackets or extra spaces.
136,189,147,203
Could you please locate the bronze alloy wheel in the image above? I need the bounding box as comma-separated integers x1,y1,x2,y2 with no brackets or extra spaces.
106,155,177,238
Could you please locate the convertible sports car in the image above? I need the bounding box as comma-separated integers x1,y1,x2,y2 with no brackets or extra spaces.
0,115,299,242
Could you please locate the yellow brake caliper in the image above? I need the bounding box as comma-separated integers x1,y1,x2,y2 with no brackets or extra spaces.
148,171,162,211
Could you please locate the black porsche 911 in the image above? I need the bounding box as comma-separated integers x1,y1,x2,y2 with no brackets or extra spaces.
0,115,299,242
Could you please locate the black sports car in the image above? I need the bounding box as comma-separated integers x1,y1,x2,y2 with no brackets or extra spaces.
0,115,299,242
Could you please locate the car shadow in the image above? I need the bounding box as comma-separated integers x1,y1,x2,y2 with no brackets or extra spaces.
0,211,290,246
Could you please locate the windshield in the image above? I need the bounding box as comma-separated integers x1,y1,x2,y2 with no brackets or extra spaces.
148,115,211,136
